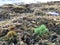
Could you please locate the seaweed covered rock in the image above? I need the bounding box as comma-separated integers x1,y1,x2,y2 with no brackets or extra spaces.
1,31,18,45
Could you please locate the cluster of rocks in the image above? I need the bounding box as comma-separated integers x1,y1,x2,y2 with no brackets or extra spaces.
0,15,60,45
0,2,60,45
1,16,60,45
17,16,60,45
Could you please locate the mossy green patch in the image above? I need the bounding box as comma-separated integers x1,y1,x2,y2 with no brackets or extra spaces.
34,24,49,36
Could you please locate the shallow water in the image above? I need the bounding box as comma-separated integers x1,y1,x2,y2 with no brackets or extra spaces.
45,11,59,16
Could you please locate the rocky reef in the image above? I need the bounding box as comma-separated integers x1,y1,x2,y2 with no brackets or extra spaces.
0,1,60,45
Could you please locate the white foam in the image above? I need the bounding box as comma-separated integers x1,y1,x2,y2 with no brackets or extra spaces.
0,0,60,5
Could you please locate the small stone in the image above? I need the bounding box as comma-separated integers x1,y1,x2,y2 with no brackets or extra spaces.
44,43,48,45
52,43,56,45
20,41,24,45
31,21,36,24
50,34,57,43
38,42,42,45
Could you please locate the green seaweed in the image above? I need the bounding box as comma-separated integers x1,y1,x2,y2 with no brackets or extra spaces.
34,24,49,36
